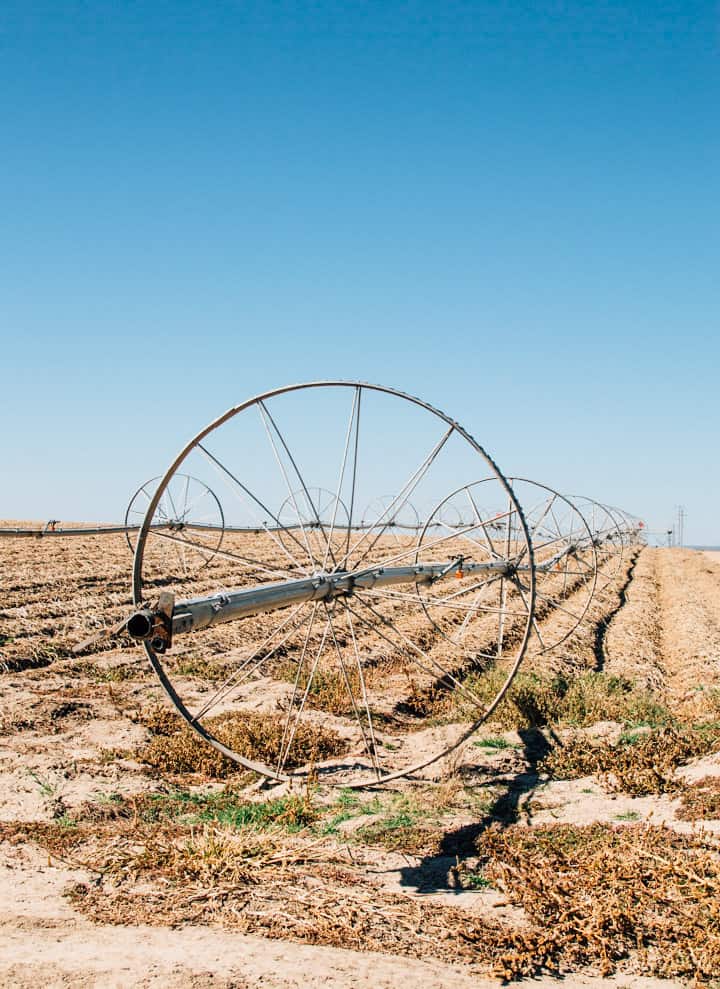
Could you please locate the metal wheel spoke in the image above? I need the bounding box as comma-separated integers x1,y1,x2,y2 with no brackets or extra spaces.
535,590,584,623
154,502,173,524
529,532,575,555
464,488,505,561
276,612,332,774
456,588,487,641
561,552,570,595
324,602,375,765
547,503,566,539
149,527,214,565
362,585,530,619
344,386,362,562
349,595,502,699
145,484,171,522
146,528,302,580
532,616,548,648
342,601,381,776
346,592,504,664
197,442,310,574
513,493,557,564
340,424,455,571
258,402,318,571
257,400,338,570
347,514,514,584
575,554,597,577
178,486,213,523
432,571,506,606
322,387,360,571
494,577,506,657
275,603,320,774
350,593,490,710
511,579,547,649
431,517,503,557
531,494,557,535
165,484,181,522
180,475,191,518
192,603,312,723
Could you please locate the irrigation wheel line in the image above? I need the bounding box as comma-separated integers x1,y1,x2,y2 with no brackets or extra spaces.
601,504,632,554
124,473,225,569
605,504,644,548
569,495,626,592
413,477,598,655
508,478,598,651
131,381,536,787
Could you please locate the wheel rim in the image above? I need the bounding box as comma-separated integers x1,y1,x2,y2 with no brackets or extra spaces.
133,382,536,786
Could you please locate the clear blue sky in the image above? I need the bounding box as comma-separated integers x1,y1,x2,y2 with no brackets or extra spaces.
2,1,718,543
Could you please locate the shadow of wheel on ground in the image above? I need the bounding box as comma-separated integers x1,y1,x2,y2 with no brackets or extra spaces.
398,728,554,895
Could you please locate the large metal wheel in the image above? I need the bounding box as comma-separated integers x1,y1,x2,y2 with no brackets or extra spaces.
132,382,535,786
413,478,597,656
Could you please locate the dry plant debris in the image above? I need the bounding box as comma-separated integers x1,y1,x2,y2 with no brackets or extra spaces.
7,807,720,983
677,776,720,821
464,822,720,981
136,705,349,777
4,539,720,985
541,723,720,796
274,660,376,715
1,810,507,974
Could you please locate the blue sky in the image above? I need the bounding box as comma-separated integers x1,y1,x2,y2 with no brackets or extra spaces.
2,1,718,542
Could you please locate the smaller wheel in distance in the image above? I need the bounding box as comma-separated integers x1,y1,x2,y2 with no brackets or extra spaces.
361,496,420,548
277,487,350,570
125,474,225,572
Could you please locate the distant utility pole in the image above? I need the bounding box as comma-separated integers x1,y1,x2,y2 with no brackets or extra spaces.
676,505,686,547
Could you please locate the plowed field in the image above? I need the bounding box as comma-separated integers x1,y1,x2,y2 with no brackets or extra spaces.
1,534,719,987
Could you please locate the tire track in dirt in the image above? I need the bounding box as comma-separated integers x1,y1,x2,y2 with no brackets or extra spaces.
518,548,640,677
592,553,639,672
600,547,720,717
654,549,720,717
602,548,666,692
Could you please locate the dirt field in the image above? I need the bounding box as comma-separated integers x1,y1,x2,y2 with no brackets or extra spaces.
1,533,720,987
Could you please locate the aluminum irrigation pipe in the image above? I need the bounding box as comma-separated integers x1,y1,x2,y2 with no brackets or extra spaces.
0,520,530,538
127,558,518,647
0,521,224,538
